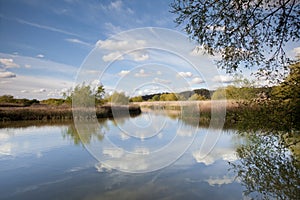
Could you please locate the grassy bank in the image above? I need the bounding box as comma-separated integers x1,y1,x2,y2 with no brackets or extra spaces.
0,104,141,121
135,100,299,132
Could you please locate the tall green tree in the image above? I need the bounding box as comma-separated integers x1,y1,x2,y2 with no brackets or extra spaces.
171,0,300,77
65,84,105,106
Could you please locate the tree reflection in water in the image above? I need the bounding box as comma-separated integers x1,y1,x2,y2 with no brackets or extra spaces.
62,118,109,145
230,132,300,199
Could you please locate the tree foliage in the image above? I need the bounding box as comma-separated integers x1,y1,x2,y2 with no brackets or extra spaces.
130,96,144,102
159,93,178,101
171,0,300,77
271,62,300,129
151,94,160,101
272,62,300,100
66,84,105,106
188,93,206,100
0,95,39,106
108,91,129,105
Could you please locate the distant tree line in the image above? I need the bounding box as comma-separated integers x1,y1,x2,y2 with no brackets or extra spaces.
0,95,39,107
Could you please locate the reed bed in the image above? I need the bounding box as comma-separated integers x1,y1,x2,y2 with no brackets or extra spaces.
0,104,141,121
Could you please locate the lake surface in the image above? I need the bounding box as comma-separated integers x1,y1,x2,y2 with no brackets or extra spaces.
0,110,299,200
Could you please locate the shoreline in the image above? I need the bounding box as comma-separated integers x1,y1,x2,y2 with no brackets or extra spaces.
0,104,141,122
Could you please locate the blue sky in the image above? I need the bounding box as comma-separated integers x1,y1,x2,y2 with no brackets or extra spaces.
0,0,299,99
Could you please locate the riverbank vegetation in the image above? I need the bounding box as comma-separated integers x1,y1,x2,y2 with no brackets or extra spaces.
0,84,140,121
1,62,299,133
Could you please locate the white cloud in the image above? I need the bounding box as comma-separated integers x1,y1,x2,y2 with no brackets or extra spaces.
96,39,128,50
193,148,238,166
177,128,194,137
118,70,130,76
0,71,16,78
190,46,205,56
102,51,124,62
191,77,205,84
36,54,45,58
103,148,124,158
134,69,150,77
177,71,193,78
0,143,12,156
293,47,300,57
65,38,92,47
104,22,123,35
212,75,234,83
0,133,9,141
206,176,235,186
96,39,148,62
96,39,146,51
109,0,123,10
130,51,149,61
157,71,162,75
133,147,150,155
33,88,46,93
0,58,20,68
0,53,75,99
24,64,31,68
153,77,171,84
120,132,130,140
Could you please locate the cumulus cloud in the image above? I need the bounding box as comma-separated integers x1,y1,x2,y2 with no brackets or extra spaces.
212,75,234,83
193,148,238,165
102,51,124,62
96,39,148,62
134,69,150,77
33,88,46,93
206,176,235,186
0,58,20,68
191,77,205,84
129,51,149,61
177,71,193,78
293,47,300,57
153,77,171,84
96,39,146,51
118,70,130,76
0,71,16,78
36,54,45,58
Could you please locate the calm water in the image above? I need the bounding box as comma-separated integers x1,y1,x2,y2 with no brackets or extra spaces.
0,110,299,200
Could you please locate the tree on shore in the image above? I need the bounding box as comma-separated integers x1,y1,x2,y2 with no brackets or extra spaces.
64,84,105,106
159,93,178,101
171,0,300,78
108,91,129,105
188,93,206,101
